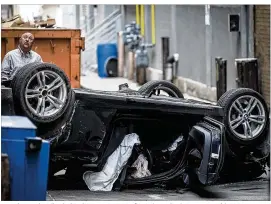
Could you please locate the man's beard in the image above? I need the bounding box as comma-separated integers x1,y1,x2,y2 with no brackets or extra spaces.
20,44,32,52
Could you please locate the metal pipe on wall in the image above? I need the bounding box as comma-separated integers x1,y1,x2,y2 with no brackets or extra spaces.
162,37,170,80
128,51,135,80
151,5,156,45
117,31,124,77
205,5,212,87
136,5,140,25
140,5,145,37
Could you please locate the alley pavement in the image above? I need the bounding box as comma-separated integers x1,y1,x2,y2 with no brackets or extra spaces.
47,177,269,201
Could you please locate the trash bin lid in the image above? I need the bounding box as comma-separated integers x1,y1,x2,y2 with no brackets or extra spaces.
1,116,36,129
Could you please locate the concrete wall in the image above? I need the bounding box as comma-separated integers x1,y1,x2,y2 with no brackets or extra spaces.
124,5,247,89
254,5,270,106
123,5,255,100
124,5,136,24
175,6,206,85
163,5,244,88
60,5,77,28
210,6,243,89
150,5,172,70
94,5,120,25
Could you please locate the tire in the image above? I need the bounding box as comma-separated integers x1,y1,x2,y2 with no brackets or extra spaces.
217,89,236,105
11,62,71,124
36,90,76,139
138,80,184,98
218,88,269,146
118,88,140,95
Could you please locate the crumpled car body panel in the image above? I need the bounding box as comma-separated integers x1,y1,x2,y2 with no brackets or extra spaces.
48,88,227,187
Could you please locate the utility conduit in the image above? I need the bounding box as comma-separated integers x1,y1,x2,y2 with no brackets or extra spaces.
135,5,155,44
140,5,145,37
151,5,156,45
136,5,140,25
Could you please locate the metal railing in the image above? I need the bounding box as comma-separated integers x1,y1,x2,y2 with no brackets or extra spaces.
81,9,122,75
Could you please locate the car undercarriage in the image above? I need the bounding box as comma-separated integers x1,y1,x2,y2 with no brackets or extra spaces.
1,62,270,194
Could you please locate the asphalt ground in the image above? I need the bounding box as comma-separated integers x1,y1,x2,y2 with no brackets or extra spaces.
47,169,270,201
47,177,269,201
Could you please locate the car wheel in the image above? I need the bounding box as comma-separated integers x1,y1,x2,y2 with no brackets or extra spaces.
11,62,71,124
36,90,76,139
138,80,184,98
217,89,235,104
218,88,269,146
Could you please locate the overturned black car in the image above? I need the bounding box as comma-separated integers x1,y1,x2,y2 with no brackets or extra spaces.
2,62,270,191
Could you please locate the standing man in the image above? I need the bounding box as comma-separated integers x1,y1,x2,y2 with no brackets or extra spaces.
1,32,43,82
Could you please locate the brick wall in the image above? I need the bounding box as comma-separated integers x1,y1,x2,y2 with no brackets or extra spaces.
254,5,270,107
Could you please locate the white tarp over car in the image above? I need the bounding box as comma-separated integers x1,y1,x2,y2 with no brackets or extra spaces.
83,133,141,191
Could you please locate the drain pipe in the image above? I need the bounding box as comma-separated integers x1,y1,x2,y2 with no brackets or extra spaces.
166,53,179,83
117,31,124,77
128,51,135,80
151,5,156,45
136,5,140,26
205,5,212,87
162,37,170,80
140,5,145,37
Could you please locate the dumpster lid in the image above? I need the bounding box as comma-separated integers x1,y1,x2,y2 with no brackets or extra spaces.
1,116,36,129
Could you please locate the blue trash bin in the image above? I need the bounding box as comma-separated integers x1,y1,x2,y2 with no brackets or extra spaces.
96,43,118,78
1,116,50,201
